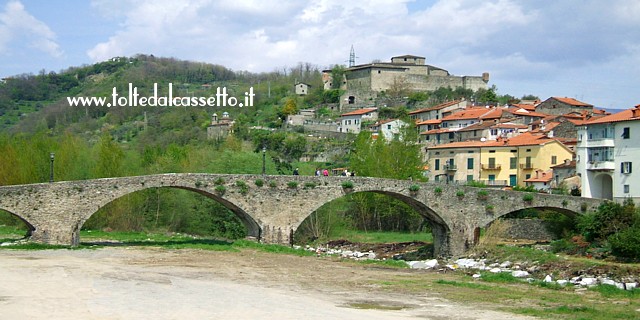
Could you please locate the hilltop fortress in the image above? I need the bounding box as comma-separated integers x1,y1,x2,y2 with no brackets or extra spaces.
323,54,489,110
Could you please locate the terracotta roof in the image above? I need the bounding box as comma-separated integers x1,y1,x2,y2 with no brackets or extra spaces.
420,128,452,135
479,108,503,120
510,103,537,111
551,160,576,169
493,123,528,129
341,108,377,117
524,170,553,183
427,132,565,149
585,105,640,124
551,97,593,107
442,107,495,121
409,100,464,114
504,107,548,118
416,119,442,125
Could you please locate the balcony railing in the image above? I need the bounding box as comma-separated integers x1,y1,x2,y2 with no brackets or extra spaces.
443,164,457,171
586,161,615,171
479,180,508,186
481,164,501,170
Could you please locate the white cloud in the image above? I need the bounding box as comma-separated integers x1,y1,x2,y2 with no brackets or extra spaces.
0,0,62,57
82,0,639,107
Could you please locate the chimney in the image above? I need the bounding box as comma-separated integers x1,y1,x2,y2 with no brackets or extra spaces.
633,105,640,118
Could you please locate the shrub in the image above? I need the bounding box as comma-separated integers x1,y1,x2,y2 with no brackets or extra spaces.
513,185,536,192
523,193,534,202
214,185,226,195
254,179,264,187
456,190,465,197
409,184,420,192
287,181,298,189
609,225,640,259
268,180,277,188
477,190,489,200
434,187,443,194
195,181,203,188
341,181,354,189
236,180,249,195
214,177,225,185
466,180,487,188
561,199,568,208
485,204,494,213
303,182,317,189
577,200,636,242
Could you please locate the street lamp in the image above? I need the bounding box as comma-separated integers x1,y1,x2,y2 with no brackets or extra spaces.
262,146,266,175
49,152,55,183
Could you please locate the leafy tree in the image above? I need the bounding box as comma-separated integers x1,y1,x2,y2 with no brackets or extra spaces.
577,200,637,242
94,133,125,178
280,97,298,117
330,65,346,89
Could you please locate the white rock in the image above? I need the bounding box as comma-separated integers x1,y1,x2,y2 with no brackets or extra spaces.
489,268,502,273
446,264,457,270
423,259,439,269
340,250,353,258
500,261,512,268
601,279,616,286
408,261,428,269
580,278,598,286
472,274,481,278
544,275,553,283
455,258,478,269
616,282,625,290
526,278,535,283
625,283,638,290
366,252,376,260
512,270,530,278
556,280,569,286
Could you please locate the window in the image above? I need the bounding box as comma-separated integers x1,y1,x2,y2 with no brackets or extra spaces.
467,175,474,181
467,158,474,169
488,174,496,181
525,174,531,179
488,157,496,168
526,149,531,152
624,185,630,194
622,161,632,174
490,129,498,135
468,151,474,153
622,127,630,139
489,150,496,153
510,149,517,153
510,157,517,169
448,132,454,139
551,155,557,165
435,159,440,171
387,124,392,130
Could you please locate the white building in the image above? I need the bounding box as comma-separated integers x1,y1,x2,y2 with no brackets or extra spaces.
576,105,640,202
295,83,310,95
370,119,408,141
338,108,377,134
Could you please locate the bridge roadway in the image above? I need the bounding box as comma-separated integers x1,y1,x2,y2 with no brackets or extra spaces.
0,173,602,257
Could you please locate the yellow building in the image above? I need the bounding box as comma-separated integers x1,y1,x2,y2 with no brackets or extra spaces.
427,132,574,187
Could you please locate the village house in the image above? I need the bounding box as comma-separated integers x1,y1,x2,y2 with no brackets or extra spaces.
426,132,573,186
370,119,408,141
409,100,469,122
338,107,378,134
207,112,234,140
576,104,640,202
535,97,594,116
295,82,311,96
524,170,554,192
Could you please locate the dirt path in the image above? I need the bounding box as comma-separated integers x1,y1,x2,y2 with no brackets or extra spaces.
0,248,533,319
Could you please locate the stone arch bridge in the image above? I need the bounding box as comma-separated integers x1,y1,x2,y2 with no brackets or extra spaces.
0,173,602,257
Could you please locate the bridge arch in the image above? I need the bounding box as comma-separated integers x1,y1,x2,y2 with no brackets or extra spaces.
78,185,262,245
295,189,451,257
0,208,35,238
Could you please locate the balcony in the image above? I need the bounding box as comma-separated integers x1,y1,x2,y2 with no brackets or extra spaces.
520,163,534,170
583,138,615,148
481,164,501,170
586,161,615,171
480,179,508,187
443,164,457,171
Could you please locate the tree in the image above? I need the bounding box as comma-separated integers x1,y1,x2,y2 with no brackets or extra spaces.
280,97,298,116
349,123,424,180
94,133,125,178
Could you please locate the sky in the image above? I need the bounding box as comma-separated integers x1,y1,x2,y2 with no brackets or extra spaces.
0,0,638,109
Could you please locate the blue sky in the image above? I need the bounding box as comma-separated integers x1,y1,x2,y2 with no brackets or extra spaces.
1,0,638,109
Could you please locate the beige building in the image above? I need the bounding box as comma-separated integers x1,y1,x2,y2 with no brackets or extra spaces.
207,112,234,140
338,108,378,134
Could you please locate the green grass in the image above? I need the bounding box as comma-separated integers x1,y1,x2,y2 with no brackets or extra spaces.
327,230,432,243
